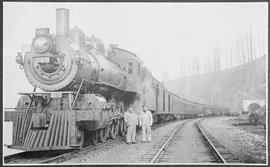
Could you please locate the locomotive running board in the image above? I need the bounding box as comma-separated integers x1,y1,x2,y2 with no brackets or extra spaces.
17,91,74,95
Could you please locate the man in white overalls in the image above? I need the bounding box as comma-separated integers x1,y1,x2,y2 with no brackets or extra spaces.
124,107,139,144
140,105,153,143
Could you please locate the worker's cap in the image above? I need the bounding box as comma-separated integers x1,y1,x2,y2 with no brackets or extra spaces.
142,104,147,108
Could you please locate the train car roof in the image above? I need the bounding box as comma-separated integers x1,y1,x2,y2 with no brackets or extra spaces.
168,89,227,109
151,77,225,108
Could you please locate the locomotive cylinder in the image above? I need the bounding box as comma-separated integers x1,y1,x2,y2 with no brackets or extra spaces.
56,8,70,36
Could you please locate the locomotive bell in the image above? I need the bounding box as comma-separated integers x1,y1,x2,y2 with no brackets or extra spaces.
70,26,85,51
56,8,70,36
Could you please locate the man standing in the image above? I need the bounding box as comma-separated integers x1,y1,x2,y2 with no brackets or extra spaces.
124,107,138,144
140,105,153,143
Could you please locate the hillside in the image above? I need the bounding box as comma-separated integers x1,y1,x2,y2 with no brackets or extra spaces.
165,55,266,113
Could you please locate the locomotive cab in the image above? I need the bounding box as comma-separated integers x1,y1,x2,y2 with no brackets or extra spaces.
108,46,143,93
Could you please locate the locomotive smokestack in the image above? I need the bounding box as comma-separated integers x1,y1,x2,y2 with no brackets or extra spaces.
56,8,70,36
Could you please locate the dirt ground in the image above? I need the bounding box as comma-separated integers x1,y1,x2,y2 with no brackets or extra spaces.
200,116,266,163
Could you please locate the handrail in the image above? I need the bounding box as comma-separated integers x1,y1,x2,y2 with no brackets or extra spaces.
71,79,85,108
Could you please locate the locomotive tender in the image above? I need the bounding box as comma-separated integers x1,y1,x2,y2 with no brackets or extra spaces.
4,8,229,151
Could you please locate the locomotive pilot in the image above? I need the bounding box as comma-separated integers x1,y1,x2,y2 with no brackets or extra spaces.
124,107,139,144
139,105,153,143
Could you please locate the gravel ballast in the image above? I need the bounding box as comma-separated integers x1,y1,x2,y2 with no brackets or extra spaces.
200,116,266,163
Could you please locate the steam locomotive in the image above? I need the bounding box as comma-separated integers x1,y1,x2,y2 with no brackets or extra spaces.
4,8,229,151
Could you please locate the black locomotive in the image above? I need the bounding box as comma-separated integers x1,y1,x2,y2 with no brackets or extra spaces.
4,8,229,151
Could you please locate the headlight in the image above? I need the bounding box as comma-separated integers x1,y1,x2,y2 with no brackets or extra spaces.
33,37,50,53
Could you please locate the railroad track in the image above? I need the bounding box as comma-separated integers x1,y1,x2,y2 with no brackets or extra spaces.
139,118,230,164
4,119,180,164
4,149,70,164
149,119,191,163
196,119,227,164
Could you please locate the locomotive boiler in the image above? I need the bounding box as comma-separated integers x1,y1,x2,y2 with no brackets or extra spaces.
5,8,230,152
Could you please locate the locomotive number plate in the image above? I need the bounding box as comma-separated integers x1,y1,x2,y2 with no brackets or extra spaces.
51,92,62,98
34,57,50,63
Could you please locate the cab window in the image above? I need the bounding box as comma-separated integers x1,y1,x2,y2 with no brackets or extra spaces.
138,63,141,75
128,62,133,74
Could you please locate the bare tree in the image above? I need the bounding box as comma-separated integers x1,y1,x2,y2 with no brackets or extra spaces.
212,46,216,71
216,46,221,70
261,34,266,56
230,48,233,67
204,56,212,73
225,42,229,69
249,28,254,61
246,32,251,63
257,34,262,58
241,38,247,64
195,59,200,74
213,45,221,71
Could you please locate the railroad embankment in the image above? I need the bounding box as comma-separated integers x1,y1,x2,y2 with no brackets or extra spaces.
165,56,266,113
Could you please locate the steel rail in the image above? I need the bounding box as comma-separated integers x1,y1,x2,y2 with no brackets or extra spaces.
41,136,125,164
196,119,227,164
4,152,26,164
4,137,125,164
149,119,190,163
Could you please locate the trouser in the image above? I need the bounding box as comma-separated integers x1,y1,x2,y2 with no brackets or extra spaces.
142,124,151,142
126,125,136,143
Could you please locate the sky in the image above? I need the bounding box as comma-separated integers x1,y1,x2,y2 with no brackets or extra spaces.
3,2,268,107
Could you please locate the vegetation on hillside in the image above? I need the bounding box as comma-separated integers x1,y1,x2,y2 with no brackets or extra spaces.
165,55,266,113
